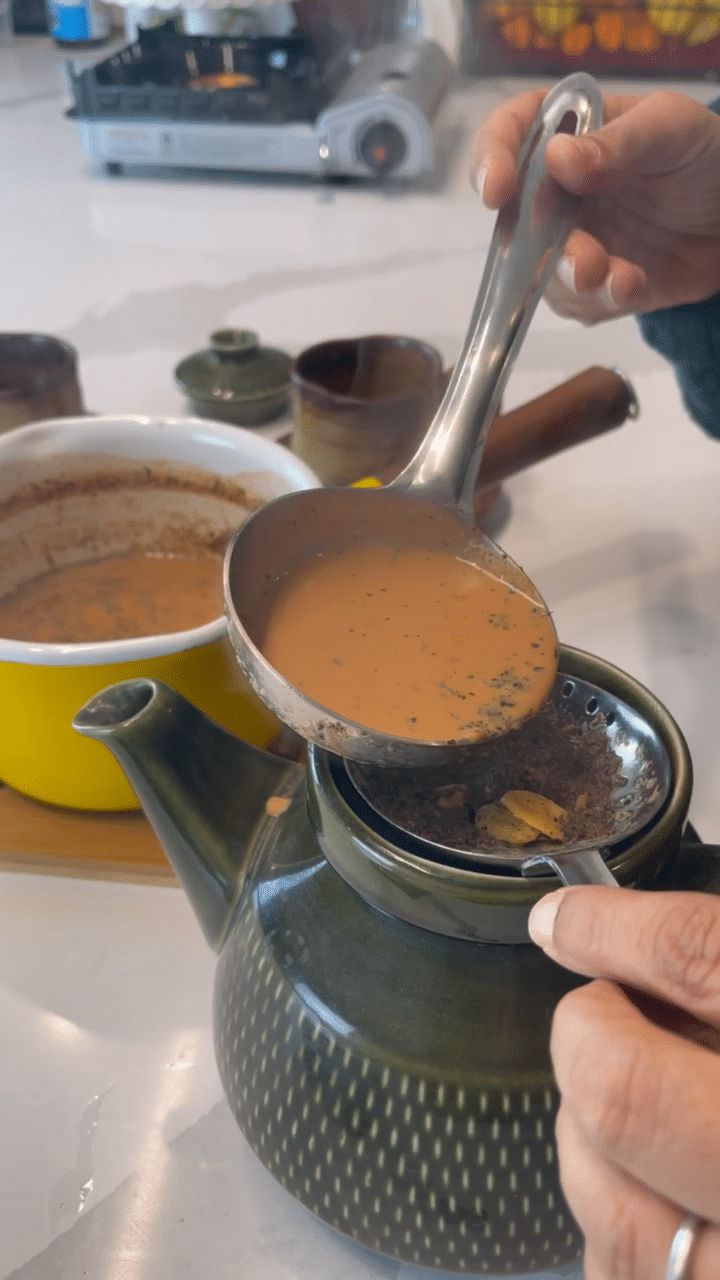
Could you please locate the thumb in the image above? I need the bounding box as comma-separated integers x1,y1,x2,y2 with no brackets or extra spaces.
545,128,634,195
545,92,694,195
528,885,720,1027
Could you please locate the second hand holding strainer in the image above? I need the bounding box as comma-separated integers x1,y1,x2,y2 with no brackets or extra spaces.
225,75,603,767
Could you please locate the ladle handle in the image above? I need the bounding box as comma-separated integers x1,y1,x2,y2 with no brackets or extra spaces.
394,73,603,514
527,848,620,887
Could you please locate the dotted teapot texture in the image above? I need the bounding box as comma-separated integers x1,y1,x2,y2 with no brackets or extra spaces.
215,908,581,1275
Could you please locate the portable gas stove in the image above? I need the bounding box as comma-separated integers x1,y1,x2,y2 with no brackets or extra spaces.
68,23,452,179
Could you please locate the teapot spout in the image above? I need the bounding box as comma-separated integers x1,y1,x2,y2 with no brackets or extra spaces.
73,680,300,950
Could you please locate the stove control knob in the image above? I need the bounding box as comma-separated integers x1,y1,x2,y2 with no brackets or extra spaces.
357,120,407,175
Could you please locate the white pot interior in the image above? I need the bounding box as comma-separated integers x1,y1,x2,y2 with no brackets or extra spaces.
0,416,318,664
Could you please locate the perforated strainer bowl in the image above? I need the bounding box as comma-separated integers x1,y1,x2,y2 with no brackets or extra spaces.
347,672,672,887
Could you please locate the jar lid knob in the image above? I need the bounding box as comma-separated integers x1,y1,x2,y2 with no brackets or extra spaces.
210,329,259,358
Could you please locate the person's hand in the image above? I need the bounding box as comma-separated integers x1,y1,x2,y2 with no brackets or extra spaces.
528,886,720,1279
471,90,720,322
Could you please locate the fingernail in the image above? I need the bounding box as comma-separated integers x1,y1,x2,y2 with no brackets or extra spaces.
474,163,488,203
528,890,565,948
555,256,577,295
599,275,619,313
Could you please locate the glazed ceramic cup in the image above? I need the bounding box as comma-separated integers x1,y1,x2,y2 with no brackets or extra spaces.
0,334,84,434
0,416,317,811
291,335,444,486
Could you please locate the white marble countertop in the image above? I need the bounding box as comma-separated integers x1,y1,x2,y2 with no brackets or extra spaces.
2,36,720,1280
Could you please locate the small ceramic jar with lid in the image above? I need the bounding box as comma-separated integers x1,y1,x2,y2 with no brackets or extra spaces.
175,329,291,427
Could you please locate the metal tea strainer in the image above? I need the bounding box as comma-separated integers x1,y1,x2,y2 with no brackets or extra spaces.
225,73,603,768
347,673,673,887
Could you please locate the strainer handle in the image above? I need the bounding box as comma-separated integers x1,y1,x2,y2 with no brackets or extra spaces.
527,848,620,887
394,73,603,515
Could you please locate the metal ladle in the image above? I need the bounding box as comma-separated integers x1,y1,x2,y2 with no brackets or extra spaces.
347,673,673,886
225,74,603,768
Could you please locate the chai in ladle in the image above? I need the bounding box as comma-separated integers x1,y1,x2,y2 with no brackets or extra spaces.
225,75,603,768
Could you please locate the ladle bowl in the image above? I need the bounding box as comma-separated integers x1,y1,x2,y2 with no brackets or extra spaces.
226,485,552,766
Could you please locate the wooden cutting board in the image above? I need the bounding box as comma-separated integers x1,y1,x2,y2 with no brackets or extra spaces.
0,784,176,884
0,727,304,885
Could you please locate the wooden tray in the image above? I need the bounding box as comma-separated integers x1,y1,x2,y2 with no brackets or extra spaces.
0,785,176,885
0,725,305,885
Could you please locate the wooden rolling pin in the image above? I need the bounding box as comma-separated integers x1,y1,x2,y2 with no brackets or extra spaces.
366,366,638,495
478,365,638,488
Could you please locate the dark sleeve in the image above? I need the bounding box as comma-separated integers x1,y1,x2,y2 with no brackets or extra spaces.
636,97,720,440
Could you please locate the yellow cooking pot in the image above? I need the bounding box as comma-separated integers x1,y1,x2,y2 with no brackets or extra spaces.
0,415,319,811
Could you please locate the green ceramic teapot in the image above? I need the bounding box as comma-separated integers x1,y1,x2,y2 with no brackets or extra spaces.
74,645,720,1276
